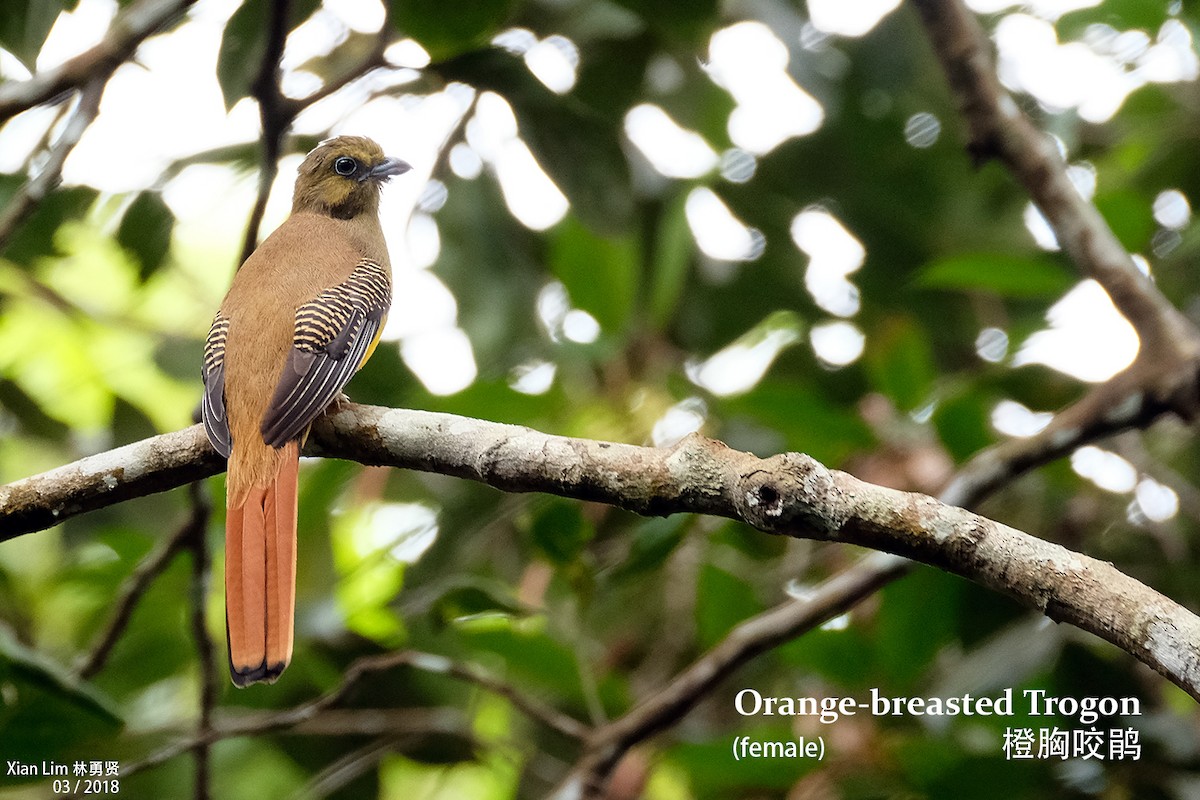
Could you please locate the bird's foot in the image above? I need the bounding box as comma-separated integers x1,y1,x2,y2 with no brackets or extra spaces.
327,392,352,414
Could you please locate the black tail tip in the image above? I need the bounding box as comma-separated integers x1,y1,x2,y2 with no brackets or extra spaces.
230,660,288,687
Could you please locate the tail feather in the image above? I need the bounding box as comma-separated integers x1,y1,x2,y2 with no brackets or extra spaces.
226,442,299,687
268,448,298,672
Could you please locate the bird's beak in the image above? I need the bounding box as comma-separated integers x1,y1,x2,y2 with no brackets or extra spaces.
367,157,412,181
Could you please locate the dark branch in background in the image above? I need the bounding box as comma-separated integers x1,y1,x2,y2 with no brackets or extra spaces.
909,0,1179,332
0,77,104,251
567,551,909,794
121,649,567,780
0,0,196,124
238,5,392,264
296,738,403,799
237,0,293,265
279,24,391,117
938,390,1168,508
7,404,1200,705
73,494,198,680
406,651,590,740
910,0,1200,420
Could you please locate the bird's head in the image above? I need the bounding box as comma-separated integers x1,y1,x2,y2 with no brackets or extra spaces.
291,136,410,219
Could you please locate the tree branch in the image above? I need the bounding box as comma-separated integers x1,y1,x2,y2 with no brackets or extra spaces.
910,0,1200,420
239,8,395,263
0,425,224,539
569,551,909,794
0,0,196,124
564,373,1177,795
396,651,590,740
293,737,404,798
5,403,1199,704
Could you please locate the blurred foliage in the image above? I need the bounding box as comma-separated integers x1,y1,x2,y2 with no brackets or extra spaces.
2,0,1200,798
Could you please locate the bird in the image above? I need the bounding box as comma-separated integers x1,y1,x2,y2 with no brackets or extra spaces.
201,136,410,686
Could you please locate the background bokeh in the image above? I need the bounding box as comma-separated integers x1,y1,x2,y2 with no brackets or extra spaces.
2,0,1200,797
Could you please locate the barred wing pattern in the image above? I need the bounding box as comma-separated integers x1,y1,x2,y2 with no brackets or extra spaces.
260,259,391,447
202,314,232,458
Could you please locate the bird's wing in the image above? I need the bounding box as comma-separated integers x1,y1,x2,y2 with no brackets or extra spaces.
202,313,233,458
260,259,391,446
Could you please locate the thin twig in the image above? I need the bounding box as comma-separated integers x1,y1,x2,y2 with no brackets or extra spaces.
238,0,294,265
74,493,199,680
238,13,394,263
121,647,552,778
0,0,195,123
69,709,461,800
0,77,105,251
400,650,590,740
281,23,391,117
289,738,399,800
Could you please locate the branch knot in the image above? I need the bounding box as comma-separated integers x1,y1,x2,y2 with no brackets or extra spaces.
736,452,845,537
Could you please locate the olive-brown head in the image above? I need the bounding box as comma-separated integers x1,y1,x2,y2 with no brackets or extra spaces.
291,135,410,220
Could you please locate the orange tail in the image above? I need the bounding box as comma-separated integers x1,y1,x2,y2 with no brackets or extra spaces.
225,442,299,686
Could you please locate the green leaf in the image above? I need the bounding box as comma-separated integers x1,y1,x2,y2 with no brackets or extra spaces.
695,563,761,648
216,0,321,110
915,253,1075,298
429,581,524,629
778,624,875,688
390,0,515,59
0,626,122,770
0,378,70,441
330,504,409,645
719,379,873,465
1057,0,1168,39
457,618,582,700
0,184,97,265
611,516,689,579
874,568,961,688
440,49,634,234
117,192,175,281
528,501,593,565
932,391,993,463
0,0,69,71
865,315,937,411
571,34,655,118
1095,189,1154,253
549,215,637,337
712,521,786,560
608,0,719,42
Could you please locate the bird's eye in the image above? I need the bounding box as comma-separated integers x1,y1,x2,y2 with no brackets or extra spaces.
333,157,357,176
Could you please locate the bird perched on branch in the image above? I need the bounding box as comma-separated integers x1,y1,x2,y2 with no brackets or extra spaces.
202,136,410,686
